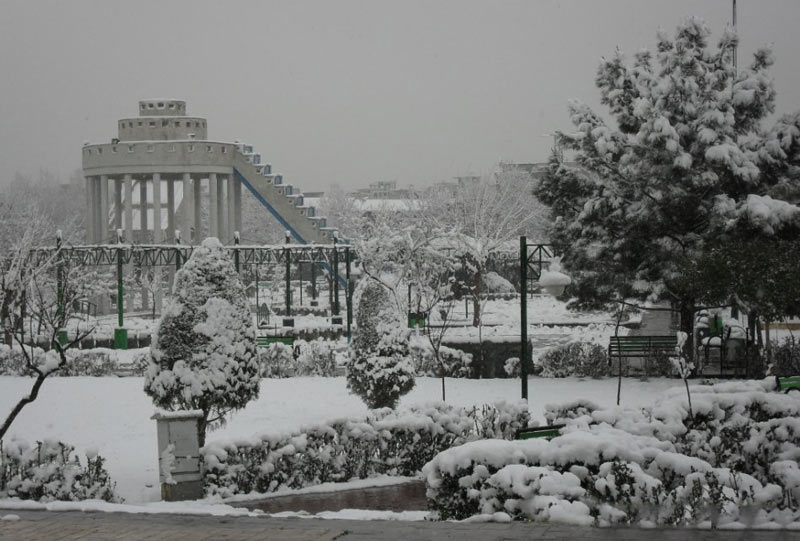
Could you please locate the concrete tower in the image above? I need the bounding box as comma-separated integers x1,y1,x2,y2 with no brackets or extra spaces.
82,99,242,245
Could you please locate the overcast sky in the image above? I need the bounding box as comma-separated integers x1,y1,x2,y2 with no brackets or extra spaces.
1,0,799,191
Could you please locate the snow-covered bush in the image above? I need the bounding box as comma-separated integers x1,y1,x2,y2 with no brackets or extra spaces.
144,238,260,446
347,280,415,409
543,398,600,426
482,272,516,295
539,342,609,378
424,381,800,527
295,338,337,376
0,439,117,502
0,345,118,377
410,338,472,378
258,342,294,378
203,400,531,497
772,336,800,377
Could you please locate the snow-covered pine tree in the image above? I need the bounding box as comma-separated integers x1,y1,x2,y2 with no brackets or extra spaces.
347,279,415,409
144,237,259,446
542,18,800,358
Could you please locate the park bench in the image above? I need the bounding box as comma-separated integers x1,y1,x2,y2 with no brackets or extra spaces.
608,335,678,360
256,336,294,347
515,424,566,440
776,376,800,393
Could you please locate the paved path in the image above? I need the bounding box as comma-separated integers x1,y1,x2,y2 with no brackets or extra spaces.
2,510,798,540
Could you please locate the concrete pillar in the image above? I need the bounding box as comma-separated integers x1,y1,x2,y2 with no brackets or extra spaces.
166,178,176,242
193,176,202,242
85,177,95,243
100,175,109,243
233,176,242,236
152,174,162,243
209,173,218,239
152,173,163,314
124,174,133,242
182,173,192,243
217,174,227,242
114,178,123,231
139,179,148,242
93,177,102,243
227,175,236,239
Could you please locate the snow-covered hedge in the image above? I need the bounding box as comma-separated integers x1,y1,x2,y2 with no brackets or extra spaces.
0,439,118,502
409,338,473,378
0,345,118,377
773,336,800,377
539,342,609,378
424,380,800,527
258,342,294,378
202,400,532,498
295,338,338,376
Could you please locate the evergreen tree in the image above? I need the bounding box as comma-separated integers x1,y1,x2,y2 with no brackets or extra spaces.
540,18,800,357
347,279,415,409
144,238,259,446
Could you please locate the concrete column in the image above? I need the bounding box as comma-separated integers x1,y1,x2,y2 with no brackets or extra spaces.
166,179,176,241
182,173,192,243
93,177,102,243
233,176,242,236
114,178,123,232
152,174,162,243
151,174,163,314
124,174,133,242
193,176,202,242
217,174,227,242
227,175,236,238
139,179,148,242
85,177,95,243
209,173,218,239
100,175,109,243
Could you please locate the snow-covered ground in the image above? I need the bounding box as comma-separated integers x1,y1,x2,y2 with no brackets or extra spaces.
0,375,685,504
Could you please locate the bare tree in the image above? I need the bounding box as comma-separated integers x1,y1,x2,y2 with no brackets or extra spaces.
417,169,549,326
1,250,96,440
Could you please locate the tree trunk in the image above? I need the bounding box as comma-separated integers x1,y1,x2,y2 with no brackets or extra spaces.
679,300,695,364
197,415,207,449
0,372,48,440
472,269,482,327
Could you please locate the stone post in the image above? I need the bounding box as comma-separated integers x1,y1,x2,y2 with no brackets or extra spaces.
217,174,227,242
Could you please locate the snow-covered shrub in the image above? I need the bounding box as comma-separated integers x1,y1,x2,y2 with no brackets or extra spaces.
772,336,800,377
202,400,531,498
60,350,117,376
424,381,800,526
295,338,337,376
482,272,516,295
0,439,117,502
258,342,294,378
410,339,473,378
144,238,260,446
0,345,117,377
539,342,609,378
543,398,599,426
347,280,414,409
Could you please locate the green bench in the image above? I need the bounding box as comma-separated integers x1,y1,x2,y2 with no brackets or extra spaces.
776,376,800,393
256,336,294,347
608,335,678,359
515,424,565,440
